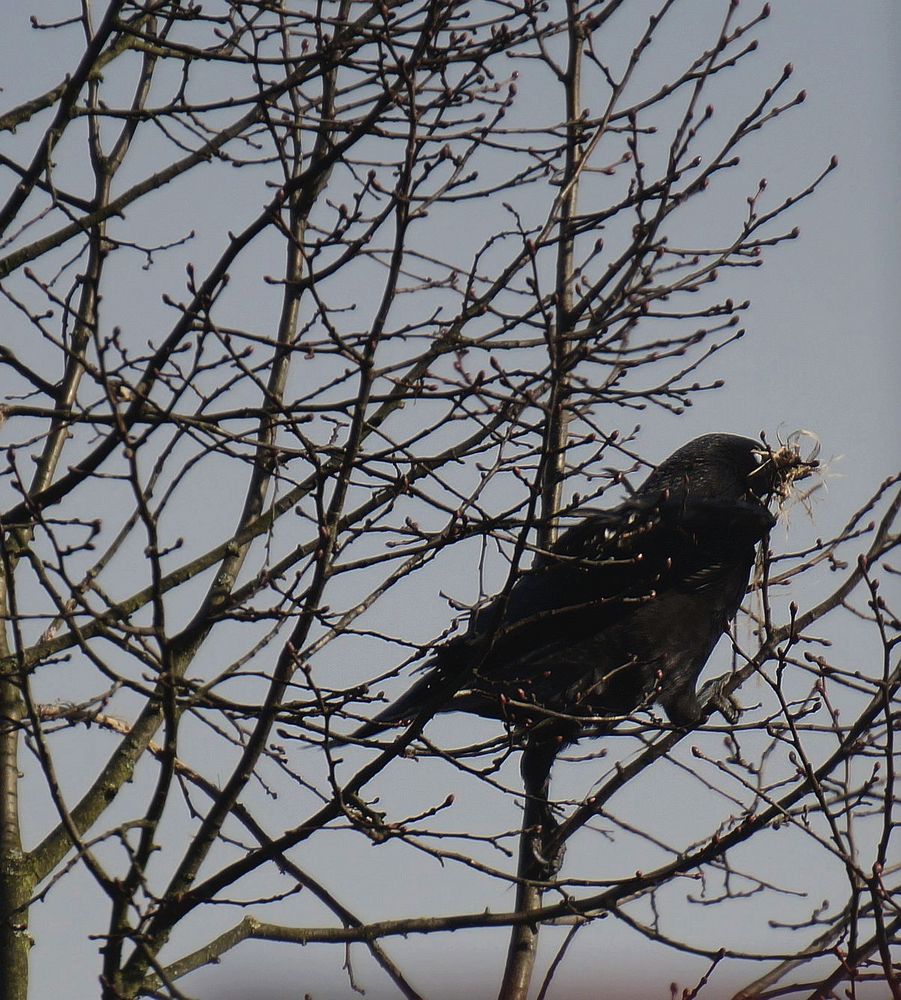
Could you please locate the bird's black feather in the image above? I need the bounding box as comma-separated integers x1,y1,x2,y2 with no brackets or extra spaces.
336,434,782,745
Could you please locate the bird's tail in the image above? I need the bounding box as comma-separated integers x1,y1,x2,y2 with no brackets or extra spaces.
323,652,454,749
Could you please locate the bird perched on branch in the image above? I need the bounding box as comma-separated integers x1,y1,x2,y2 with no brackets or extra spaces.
336,433,814,749
328,433,816,874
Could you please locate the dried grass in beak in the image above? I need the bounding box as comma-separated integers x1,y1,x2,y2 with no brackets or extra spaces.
754,429,824,518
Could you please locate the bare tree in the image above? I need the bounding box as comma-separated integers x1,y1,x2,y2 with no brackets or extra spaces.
0,3,897,999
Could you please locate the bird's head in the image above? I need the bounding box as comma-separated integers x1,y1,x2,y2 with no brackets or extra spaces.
640,432,820,509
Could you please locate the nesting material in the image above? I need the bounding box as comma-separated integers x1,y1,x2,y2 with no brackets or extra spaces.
755,429,823,515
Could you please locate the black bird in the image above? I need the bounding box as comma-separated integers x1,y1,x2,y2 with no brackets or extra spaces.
331,434,811,869
339,434,806,742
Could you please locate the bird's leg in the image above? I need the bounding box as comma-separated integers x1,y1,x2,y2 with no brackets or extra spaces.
699,674,742,725
520,736,565,881
664,676,742,728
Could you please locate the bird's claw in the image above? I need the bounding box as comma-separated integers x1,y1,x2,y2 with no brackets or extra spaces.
700,675,742,725
342,793,392,842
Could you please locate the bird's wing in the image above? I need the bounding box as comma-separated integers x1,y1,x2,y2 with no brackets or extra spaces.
448,495,774,712
337,494,774,740
500,494,774,627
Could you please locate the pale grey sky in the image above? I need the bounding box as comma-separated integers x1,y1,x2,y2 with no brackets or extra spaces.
2,3,898,998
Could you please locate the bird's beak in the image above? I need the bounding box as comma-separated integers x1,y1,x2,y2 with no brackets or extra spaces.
750,443,820,503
